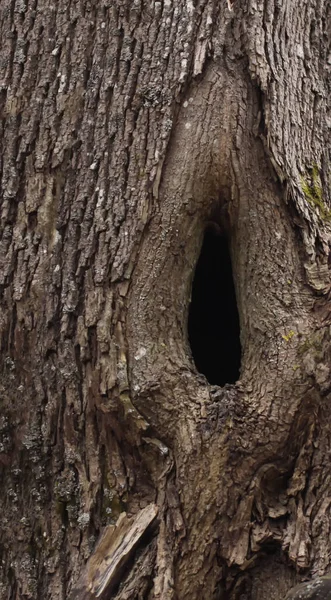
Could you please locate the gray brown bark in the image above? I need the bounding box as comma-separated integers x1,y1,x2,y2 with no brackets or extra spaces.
0,0,330,599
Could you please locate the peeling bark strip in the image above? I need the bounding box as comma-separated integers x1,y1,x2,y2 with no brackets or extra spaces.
0,0,330,599
70,504,158,599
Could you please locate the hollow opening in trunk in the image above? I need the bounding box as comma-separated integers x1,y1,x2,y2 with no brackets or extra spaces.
188,225,241,386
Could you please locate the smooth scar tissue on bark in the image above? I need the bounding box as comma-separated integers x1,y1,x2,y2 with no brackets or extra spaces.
0,0,330,599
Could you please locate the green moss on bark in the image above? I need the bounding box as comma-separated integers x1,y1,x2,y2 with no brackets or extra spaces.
301,164,331,221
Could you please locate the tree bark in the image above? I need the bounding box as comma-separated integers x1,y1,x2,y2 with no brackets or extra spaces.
0,0,330,599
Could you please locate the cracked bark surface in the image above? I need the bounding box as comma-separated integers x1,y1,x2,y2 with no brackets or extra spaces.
0,0,330,599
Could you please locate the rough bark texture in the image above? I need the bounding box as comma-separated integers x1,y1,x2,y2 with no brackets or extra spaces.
0,0,330,599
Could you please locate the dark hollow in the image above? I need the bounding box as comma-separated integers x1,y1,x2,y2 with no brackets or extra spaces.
188,227,241,386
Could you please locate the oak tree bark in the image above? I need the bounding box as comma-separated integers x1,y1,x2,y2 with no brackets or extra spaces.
0,0,330,598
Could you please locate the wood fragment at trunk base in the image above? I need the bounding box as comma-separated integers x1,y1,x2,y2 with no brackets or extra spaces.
70,504,158,599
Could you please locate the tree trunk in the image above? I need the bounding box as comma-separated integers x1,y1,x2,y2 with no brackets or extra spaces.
0,0,330,598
